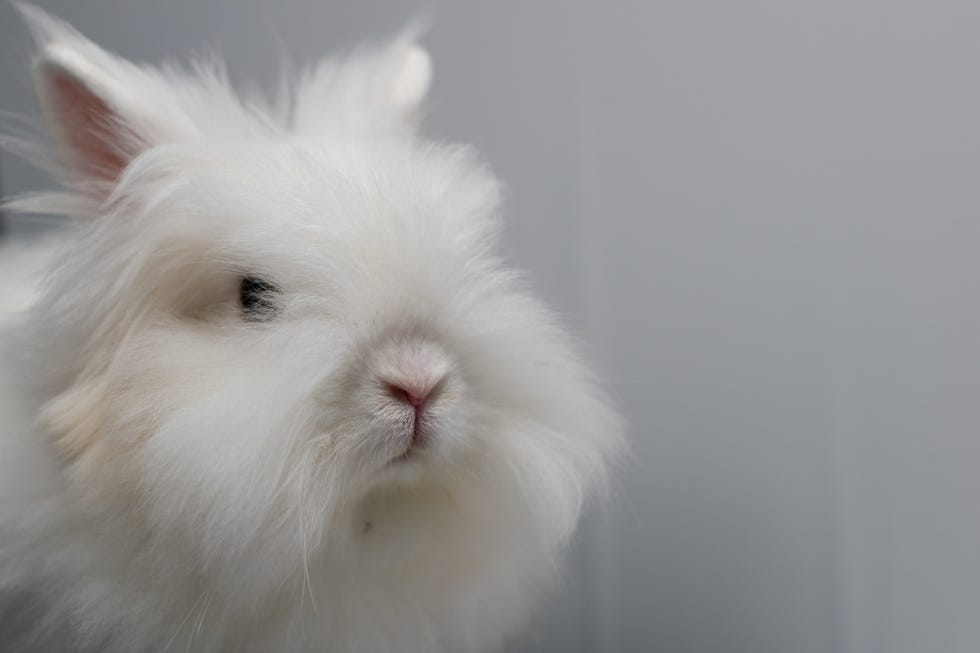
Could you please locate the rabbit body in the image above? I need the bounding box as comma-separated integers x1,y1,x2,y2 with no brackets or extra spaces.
0,7,622,652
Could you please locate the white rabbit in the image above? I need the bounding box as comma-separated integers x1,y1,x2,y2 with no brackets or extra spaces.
0,6,623,652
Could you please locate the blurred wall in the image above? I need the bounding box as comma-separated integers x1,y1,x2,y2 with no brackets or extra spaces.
2,1,979,652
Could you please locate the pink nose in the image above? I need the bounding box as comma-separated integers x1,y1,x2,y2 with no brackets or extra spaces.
388,383,431,409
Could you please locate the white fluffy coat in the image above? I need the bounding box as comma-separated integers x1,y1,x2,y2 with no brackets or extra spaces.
0,6,623,652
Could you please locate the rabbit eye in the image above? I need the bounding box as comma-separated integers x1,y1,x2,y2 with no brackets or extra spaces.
239,276,280,321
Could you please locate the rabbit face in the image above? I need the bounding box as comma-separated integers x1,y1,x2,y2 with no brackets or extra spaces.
42,137,517,569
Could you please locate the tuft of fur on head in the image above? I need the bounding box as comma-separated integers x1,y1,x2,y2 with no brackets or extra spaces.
0,5,624,652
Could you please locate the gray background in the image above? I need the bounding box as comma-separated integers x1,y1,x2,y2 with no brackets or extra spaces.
2,1,979,652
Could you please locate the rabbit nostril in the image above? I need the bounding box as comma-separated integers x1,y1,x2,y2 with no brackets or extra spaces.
375,339,451,414
386,382,431,409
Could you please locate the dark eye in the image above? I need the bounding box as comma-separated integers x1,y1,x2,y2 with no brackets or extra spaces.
239,276,280,321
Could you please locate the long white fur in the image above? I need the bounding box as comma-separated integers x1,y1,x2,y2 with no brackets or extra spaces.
0,6,624,652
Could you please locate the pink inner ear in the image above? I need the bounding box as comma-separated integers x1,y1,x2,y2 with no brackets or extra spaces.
49,71,129,182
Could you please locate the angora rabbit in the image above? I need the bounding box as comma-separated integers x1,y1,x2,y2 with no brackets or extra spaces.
0,6,623,652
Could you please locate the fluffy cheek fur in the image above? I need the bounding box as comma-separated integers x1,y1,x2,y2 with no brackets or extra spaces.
41,319,333,576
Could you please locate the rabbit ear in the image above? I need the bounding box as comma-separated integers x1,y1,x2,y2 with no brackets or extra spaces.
19,4,174,189
391,45,432,118
34,47,139,184
293,35,433,138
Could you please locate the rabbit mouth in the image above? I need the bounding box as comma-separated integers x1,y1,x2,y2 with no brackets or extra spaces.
388,412,435,465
